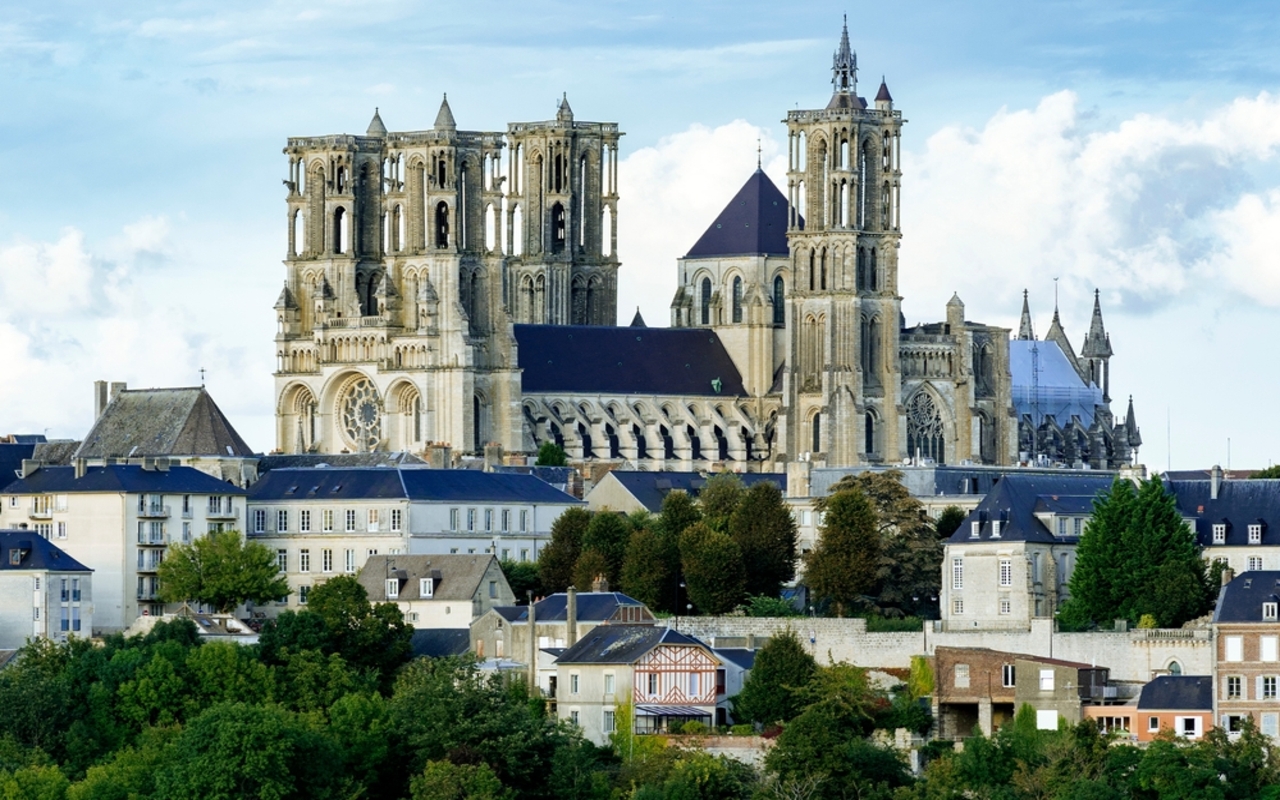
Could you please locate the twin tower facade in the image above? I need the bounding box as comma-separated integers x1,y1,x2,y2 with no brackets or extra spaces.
273,22,1126,470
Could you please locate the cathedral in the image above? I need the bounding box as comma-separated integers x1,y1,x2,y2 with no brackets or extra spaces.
273,21,1140,471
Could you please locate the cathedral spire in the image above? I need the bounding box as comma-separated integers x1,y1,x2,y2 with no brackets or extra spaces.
434,93,457,130
1081,288,1113,358
1017,289,1035,340
831,15,856,95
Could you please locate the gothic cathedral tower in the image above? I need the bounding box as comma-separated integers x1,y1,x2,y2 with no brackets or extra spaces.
782,20,903,465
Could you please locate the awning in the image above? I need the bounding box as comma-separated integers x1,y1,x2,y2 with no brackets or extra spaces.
634,705,712,717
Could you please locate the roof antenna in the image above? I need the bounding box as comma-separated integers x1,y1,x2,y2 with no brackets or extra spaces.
198,367,206,387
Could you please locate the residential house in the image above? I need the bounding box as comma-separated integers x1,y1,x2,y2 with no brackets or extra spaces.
357,554,514,628
247,466,580,611
0,531,92,649
1100,675,1213,741
1168,468,1280,575
555,625,721,745
713,648,756,725
1211,570,1280,739
0,463,246,631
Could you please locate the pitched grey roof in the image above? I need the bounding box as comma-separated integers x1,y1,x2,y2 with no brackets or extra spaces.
359,554,501,602
495,591,651,624
685,169,793,259
600,470,786,513
434,94,457,130
0,465,246,496
950,474,1113,544
1213,570,1280,624
0,531,91,572
556,624,709,665
248,466,580,504
1167,479,1280,548
75,388,254,460
31,441,79,466
410,629,470,658
1137,675,1212,711
257,452,426,474
713,648,756,670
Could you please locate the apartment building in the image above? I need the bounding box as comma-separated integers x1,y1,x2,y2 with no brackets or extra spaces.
0,531,93,649
1212,570,1280,739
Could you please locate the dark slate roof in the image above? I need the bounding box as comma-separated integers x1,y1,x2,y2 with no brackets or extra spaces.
0,465,245,496
496,591,651,623
248,466,580,504
490,465,575,489
31,441,79,466
601,470,786,513
0,531,91,572
1213,570,1280,624
410,629,471,658
0,443,35,482
75,388,255,459
0,651,17,671
1166,479,1280,548
514,325,746,397
713,648,757,670
258,452,425,474
1137,675,1213,711
556,624,709,664
685,169,793,258
359,554,499,601
949,474,1114,544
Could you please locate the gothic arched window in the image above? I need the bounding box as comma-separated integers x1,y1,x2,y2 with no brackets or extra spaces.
772,276,785,325
700,277,712,326
869,248,878,291
434,202,449,248
732,277,743,323
865,411,876,456
906,391,945,464
333,207,346,254
811,412,822,454
551,203,566,253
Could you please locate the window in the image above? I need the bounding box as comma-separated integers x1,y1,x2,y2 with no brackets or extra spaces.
690,673,700,696
1250,556,1264,572
484,509,493,531
386,579,399,599
1032,553,1041,583
391,509,402,532
501,548,510,560
1002,664,1015,688
970,521,980,538
952,558,963,590
570,674,579,694
603,709,616,734
954,664,970,689
1263,637,1278,662
323,509,334,532
1074,518,1083,536
322,549,333,573
300,510,311,533
467,509,476,531
488,580,497,599
368,549,378,558
569,710,580,726
1227,676,1242,699
1250,524,1263,544
1058,518,1067,537
276,549,287,573
604,673,615,694
520,510,528,532
1213,524,1227,544
1263,676,1277,700
420,578,434,597
999,558,1013,587
999,598,1012,615
1039,669,1055,691
368,509,379,531
450,508,460,531
182,495,191,515
299,549,311,573
952,598,964,615
56,521,67,539
182,522,191,542
991,520,1001,538
1148,716,1160,732
345,549,356,573
520,548,530,562
1264,713,1279,738
345,509,356,532
277,509,289,533
1266,603,1279,622
1228,636,1245,663
648,673,658,695
299,585,310,605
253,509,267,534
501,509,510,532
71,578,80,603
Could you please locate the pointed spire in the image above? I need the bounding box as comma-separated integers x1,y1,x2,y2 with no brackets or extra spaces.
557,92,574,122
274,282,298,310
434,93,456,130
1081,288,1113,358
373,272,398,298
831,14,857,95
366,107,387,137
875,76,892,102
630,307,647,328
1018,289,1035,340
1124,395,1142,448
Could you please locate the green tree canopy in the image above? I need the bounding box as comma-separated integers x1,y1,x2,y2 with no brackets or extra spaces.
619,527,674,610
535,442,568,467
934,505,968,539
581,511,630,588
500,560,542,602
305,576,413,682
156,529,290,613
806,487,881,617
573,549,612,593
1252,465,1280,479
538,507,591,593
679,523,746,615
698,473,745,533
728,481,797,599
730,630,817,726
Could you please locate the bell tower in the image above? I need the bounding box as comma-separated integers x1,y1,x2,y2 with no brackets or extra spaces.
781,18,904,465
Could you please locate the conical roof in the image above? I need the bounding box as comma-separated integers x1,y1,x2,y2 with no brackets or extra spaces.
1017,289,1035,340
875,78,893,102
434,94,457,130
685,169,794,258
1124,396,1142,447
557,93,574,122
366,108,387,137
274,283,298,310
1081,289,1113,358
630,307,646,327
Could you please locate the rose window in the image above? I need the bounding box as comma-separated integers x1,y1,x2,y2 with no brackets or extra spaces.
339,378,382,451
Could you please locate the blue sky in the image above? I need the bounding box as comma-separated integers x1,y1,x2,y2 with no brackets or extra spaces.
2,0,1279,470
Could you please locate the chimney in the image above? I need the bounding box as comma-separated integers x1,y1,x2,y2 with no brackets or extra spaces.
527,591,538,693
109,381,127,403
1211,464,1223,501
74,459,86,480
1222,566,1235,587
93,380,109,420
566,586,578,646
20,459,40,479
591,574,609,593
425,443,452,470
484,442,504,472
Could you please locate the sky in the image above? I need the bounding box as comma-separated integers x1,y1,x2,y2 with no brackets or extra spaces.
2,0,1279,471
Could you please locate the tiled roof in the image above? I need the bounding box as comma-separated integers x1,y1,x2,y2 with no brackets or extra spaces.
949,474,1113,544
1167,479,1280,548
75,388,255,459
556,625,709,665
598,470,786,513
1213,570,1280,624
0,465,246,496
1137,675,1212,711
0,530,91,572
248,466,580,505
359,554,499,602
514,325,746,397
685,169,793,258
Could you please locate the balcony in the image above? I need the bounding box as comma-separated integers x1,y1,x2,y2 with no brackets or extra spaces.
139,505,171,519
29,505,52,520
207,507,239,521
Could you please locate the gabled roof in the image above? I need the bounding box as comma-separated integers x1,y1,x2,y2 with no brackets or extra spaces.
494,591,651,624
75,387,255,460
713,648,757,670
556,624,709,665
950,474,1113,544
31,441,79,466
248,466,580,505
685,169,793,259
0,530,91,572
0,465,245,496
1213,570,1280,624
410,629,470,658
1137,675,1212,711
514,325,746,397
359,554,501,602
597,470,786,513
1166,479,1280,547
0,443,35,482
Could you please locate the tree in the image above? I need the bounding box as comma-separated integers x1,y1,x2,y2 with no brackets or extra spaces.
500,560,542,602
728,481,798,599
805,488,880,617
580,511,630,588
573,549,612,593
306,576,413,683
538,507,591,593
411,761,509,800
535,442,568,467
1253,465,1280,479
731,630,817,726
698,473,745,533
651,491,701,613
157,529,290,613
679,523,746,615
934,505,967,540
620,528,674,610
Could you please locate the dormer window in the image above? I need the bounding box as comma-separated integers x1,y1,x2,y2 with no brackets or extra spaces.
970,521,980,538
1213,524,1227,545
386,579,399,599
991,520,1002,539
1057,518,1067,537
1250,524,1263,545
1264,602,1278,622
8,549,22,566
419,578,433,598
